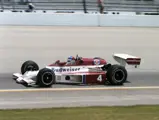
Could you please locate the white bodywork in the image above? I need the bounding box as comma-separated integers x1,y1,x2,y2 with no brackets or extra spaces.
113,53,141,67
13,65,104,86
13,53,141,86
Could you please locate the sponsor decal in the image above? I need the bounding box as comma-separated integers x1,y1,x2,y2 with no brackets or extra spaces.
51,67,80,72
94,59,100,65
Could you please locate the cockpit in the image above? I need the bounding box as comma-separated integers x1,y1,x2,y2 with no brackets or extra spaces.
66,55,82,65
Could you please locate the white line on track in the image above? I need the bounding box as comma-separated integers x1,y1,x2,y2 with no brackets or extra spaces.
0,86,159,92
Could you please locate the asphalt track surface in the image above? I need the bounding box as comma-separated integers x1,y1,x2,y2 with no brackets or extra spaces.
0,26,159,109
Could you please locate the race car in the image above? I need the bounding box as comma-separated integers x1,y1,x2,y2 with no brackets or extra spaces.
13,53,141,87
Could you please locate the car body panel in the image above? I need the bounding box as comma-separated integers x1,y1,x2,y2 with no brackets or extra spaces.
13,64,106,86
48,57,107,66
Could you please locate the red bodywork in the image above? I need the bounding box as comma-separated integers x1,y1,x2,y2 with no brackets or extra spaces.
48,57,108,85
48,57,107,67
84,72,106,85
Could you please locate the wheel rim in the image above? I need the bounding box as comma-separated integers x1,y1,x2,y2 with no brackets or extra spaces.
42,72,53,85
113,69,125,82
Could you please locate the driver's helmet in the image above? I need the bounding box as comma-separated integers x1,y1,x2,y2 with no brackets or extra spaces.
67,56,75,65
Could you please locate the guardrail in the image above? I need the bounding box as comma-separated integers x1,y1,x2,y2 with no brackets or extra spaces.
1,0,159,13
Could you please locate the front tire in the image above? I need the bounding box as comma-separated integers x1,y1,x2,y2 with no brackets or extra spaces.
36,68,55,87
21,60,39,74
106,64,127,85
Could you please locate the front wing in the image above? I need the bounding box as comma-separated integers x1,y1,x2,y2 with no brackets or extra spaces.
13,71,38,86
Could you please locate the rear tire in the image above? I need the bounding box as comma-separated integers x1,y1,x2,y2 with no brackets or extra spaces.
106,64,127,85
36,68,55,87
21,60,39,74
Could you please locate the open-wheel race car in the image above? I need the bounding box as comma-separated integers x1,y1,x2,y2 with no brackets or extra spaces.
13,53,141,87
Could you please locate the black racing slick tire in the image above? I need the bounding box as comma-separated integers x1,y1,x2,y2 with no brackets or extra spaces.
21,60,39,74
36,68,56,87
106,64,127,85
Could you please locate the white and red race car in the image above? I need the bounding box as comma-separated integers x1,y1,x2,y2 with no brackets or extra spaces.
13,53,141,87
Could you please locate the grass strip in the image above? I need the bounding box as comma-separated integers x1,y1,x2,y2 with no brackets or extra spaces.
0,105,159,120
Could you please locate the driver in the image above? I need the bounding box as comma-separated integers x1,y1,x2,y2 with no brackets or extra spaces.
66,56,76,65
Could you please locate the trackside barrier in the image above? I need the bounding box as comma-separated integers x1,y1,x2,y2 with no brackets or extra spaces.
0,12,99,26
99,14,159,27
1,11,159,27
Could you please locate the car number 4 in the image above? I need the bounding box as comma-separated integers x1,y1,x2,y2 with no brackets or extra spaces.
97,75,102,82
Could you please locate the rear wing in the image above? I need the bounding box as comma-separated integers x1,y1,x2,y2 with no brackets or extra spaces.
113,53,141,68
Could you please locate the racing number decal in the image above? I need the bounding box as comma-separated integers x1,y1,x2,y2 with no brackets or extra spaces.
97,75,102,82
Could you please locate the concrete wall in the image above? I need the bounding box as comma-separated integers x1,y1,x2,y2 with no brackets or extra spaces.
99,14,159,27
0,12,99,26
1,11,159,27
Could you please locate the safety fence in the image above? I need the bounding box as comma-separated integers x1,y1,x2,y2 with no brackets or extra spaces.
0,0,159,13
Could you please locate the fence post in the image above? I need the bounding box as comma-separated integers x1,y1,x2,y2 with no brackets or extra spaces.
83,0,87,13
0,0,4,10
12,0,16,10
